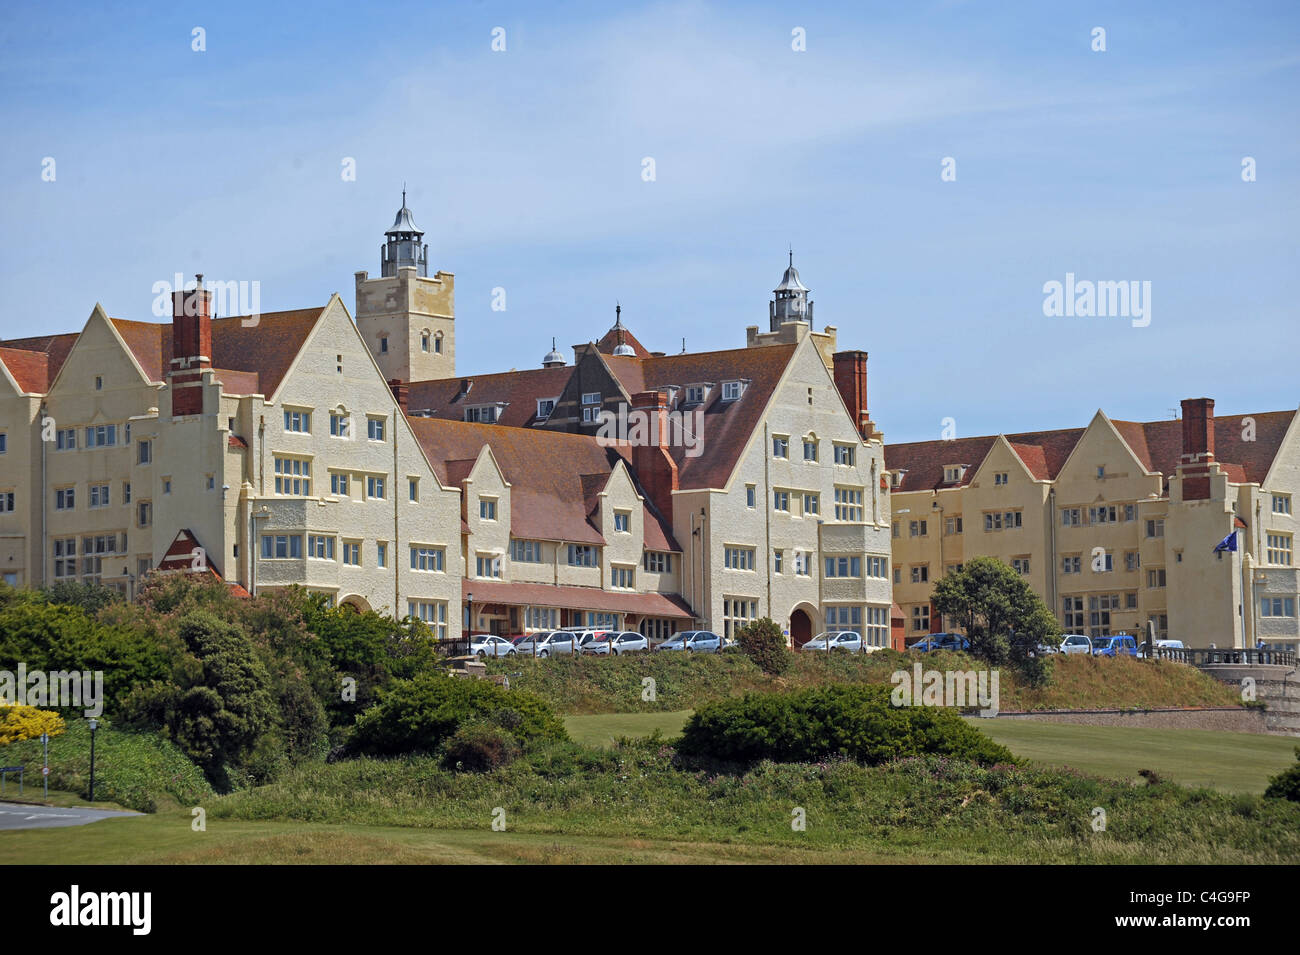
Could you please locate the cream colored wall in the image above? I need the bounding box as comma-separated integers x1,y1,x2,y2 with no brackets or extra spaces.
0,381,42,587
354,268,455,383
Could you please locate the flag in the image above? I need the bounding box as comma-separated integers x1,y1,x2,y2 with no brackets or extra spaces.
1213,530,1238,553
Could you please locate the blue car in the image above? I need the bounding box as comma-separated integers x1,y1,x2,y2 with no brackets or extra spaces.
910,633,969,652
1092,634,1139,658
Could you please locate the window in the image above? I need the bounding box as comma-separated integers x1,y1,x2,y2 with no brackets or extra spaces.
865,555,888,578
1123,504,1136,522
536,398,556,419
408,600,448,639
722,381,742,401
367,417,386,441
307,535,335,560
892,521,900,538
994,472,1008,486
824,556,862,578
1089,505,1117,524
863,606,889,647
283,409,311,433
137,501,152,527
1088,594,1121,637
911,605,930,632
341,542,361,566
261,535,304,559
1012,557,1030,575
945,516,963,535
206,475,215,491
163,477,171,494
1273,494,1293,516
1063,596,1085,630
434,333,443,354
85,424,117,448
479,497,497,520
611,565,635,589
1061,508,1081,526
724,546,756,571
722,597,758,639
773,549,784,574
512,539,543,563
613,510,630,533
53,538,77,578
643,551,672,573
1125,592,1138,609
772,436,789,459
464,405,500,424
527,607,560,631
379,336,388,353
584,611,619,630
582,392,601,405
1124,551,1140,572
567,544,598,567
803,493,820,515
984,512,1001,531
56,428,76,450
137,439,151,464
909,519,928,537
0,491,14,512
336,355,343,374
0,432,5,454
893,567,901,584
1261,597,1297,617
89,484,111,508
1146,518,1165,538
833,444,855,466
1094,552,1114,572
1147,568,1167,588
910,565,929,583
639,617,676,641
1266,533,1293,566
1097,466,1106,479
803,438,818,461
421,331,430,352
476,554,502,578
792,550,811,576
746,485,756,508
330,473,350,497
329,412,350,437
367,476,386,500
55,487,75,510
408,478,419,502
834,487,863,521
410,546,445,572
1062,556,1081,575
274,457,312,496
581,407,600,424
377,543,387,568
685,386,705,404
773,490,790,512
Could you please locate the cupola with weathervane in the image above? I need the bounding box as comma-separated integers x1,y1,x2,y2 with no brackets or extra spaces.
770,250,812,331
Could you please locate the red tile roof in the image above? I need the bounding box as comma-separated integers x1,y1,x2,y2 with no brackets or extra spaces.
406,365,572,428
407,417,679,551
595,322,654,359
0,333,78,393
462,578,693,619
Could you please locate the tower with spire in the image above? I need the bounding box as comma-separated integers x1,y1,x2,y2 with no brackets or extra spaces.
355,189,456,382
746,252,837,371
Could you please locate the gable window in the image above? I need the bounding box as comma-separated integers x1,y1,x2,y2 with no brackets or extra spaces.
480,497,498,521
408,478,419,502
994,472,1008,485
283,409,311,433
746,485,756,508
582,392,601,405
803,438,818,461
329,412,350,437
772,436,789,459
582,407,600,424
613,510,631,533
1273,494,1293,516
367,417,386,441
833,444,855,466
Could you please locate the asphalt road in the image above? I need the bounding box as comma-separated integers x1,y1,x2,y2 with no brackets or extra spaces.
0,802,140,830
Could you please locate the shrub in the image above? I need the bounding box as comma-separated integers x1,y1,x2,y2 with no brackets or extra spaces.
1264,748,1300,802
443,723,521,772
0,704,66,745
349,673,567,757
677,683,1015,767
735,617,792,676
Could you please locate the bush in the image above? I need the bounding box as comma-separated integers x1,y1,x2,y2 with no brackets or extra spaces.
349,673,567,757
0,704,66,745
1264,748,1300,802
677,683,1015,767
443,723,521,772
735,617,792,676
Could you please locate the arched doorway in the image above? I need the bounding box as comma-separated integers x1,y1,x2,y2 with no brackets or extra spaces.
790,608,813,648
339,595,372,614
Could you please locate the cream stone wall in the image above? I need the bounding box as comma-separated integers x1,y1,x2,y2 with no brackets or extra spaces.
0,376,43,588
354,267,455,383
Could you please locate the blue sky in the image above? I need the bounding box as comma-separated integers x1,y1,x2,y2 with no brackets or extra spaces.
1,0,1296,443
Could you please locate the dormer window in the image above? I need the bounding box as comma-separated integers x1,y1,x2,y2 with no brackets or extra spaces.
536,398,557,420
721,380,744,401
943,464,967,484
465,404,505,424
889,470,906,489
686,386,705,404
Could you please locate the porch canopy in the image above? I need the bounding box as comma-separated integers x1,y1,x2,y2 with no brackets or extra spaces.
460,579,694,619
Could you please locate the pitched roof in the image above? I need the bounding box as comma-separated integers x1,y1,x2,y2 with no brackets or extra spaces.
406,365,572,428
887,410,1296,492
595,322,654,359
602,343,799,490
0,333,78,393
407,417,679,551
462,578,694,619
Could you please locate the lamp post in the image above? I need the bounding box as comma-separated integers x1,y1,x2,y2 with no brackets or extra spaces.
87,718,99,802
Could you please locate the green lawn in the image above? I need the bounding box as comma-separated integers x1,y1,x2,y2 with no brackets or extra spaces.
566,709,1298,794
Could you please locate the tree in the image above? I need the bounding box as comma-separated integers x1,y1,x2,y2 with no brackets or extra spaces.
930,556,1060,679
735,617,791,675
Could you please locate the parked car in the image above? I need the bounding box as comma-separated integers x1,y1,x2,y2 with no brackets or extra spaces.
1059,634,1093,655
1092,634,1139,658
910,633,969,652
1155,639,1184,650
513,630,579,657
582,631,649,655
566,629,613,652
468,634,516,658
655,630,723,653
801,631,869,653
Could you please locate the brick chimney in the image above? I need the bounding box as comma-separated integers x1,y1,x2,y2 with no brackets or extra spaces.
833,350,874,440
387,378,409,412
170,275,213,417
630,390,679,524
1179,397,1215,501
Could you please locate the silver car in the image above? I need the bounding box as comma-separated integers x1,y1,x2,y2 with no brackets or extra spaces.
1059,634,1093,655
513,630,578,657
582,631,649,655
468,634,516,658
656,630,723,652
801,631,870,653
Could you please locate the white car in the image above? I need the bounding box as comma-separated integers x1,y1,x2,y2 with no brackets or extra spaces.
514,631,578,657
801,631,873,653
656,631,723,652
468,634,516,658
1059,634,1093,655
582,631,649,655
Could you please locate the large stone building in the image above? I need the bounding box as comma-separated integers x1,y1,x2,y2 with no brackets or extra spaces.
0,198,896,648
886,401,1300,652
